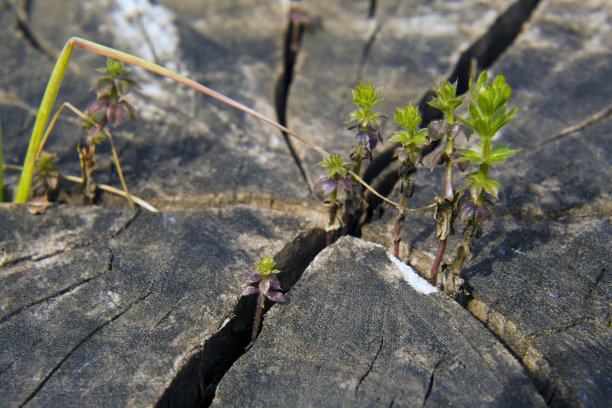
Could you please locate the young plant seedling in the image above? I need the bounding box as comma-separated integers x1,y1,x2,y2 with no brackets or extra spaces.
9,35,517,296
78,58,139,205
341,83,387,235
316,153,352,246
389,104,429,257
426,80,472,286
243,256,285,343
445,72,517,283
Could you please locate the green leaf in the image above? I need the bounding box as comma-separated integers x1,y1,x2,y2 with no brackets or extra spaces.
483,177,502,198
394,104,422,130
389,130,411,145
317,153,350,178
466,71,515,140
487,144,519,163
257,256,280,276
428,80,465,119
456,148,484,163
352,83,383,109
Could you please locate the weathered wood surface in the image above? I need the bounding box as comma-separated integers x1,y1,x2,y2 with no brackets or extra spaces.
0,204,316,407
213,237,546,407
362,1,612,406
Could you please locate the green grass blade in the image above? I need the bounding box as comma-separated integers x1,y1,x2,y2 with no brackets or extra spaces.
14,41,73,203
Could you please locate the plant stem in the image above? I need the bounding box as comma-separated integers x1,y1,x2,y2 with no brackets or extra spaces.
430,239,447,285
326,189,338,246
393,197,406,258
4,163,157,212
62,102,135,208
431,114,455,286
251,291,265,343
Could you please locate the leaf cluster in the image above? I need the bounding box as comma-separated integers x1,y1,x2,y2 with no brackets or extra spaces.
349,83,384,130
390,104,428,164
317,153,350,179
256,256,280,277
92,58,140,101
456,142,518,165
458,72,516,140
427,81,464,121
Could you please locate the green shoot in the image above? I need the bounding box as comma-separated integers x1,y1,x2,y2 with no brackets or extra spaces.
349,82,384,130
457,72,518,204
243,256,284,342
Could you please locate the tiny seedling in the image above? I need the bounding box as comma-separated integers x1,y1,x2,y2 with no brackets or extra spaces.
389,104,429,257
78,58,139,205
243,256,284,343
316,153,352,246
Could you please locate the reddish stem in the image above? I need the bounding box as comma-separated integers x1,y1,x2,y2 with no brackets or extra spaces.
430,239,447,286
393,222,401,258
251,292,265,343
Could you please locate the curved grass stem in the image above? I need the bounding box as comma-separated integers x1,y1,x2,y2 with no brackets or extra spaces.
15,37,416,214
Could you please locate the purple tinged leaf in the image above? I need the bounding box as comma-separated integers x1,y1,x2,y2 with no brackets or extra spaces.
269,277,282,290
107,103,127,127
122,100,137,121
247,273,262,283
450,153,469,172
322,179,338,194
266,291,285,302
340,177,353,191
87,99,108,117
242,286,259,296
355,131,368,148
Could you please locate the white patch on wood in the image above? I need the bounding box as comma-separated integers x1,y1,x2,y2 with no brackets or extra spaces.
387,253,437,295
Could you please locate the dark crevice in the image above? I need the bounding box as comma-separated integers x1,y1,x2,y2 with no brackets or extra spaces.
422,357,445,407
362,0,542,212
274,10,313,195
355,332,384,395
18,290,153,407
0,361,14,376
155,228,326,408
368,0,377,19
447,0,542,95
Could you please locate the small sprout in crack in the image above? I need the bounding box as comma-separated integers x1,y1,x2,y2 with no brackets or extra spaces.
243,256,284,343
349,82,385,161
444,72,517,279
316,153,353,196
426,80,468,287
389,104,428,257
316,154,352,246
341,83,386,238
80,58,139,205
29,151,60,212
